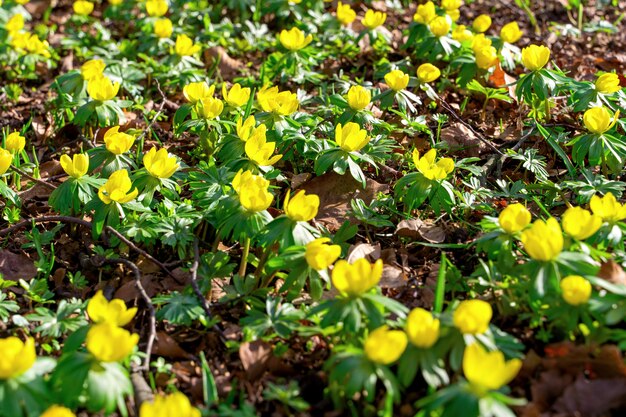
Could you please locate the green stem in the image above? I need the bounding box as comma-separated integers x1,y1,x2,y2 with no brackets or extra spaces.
433,252,447,314
578,1,584,37
238,237,251,277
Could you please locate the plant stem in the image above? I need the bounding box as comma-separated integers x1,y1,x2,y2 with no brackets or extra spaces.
433,252,447,314
238,236,251,277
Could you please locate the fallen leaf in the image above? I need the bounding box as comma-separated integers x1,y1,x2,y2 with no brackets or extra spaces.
440,122,488,157
346,243,381,263
152,332,189,359
239,340,273,381
0,250,37,281
597,260,626,286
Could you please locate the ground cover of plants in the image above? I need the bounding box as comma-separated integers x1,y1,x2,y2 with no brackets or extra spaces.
1,0,626,416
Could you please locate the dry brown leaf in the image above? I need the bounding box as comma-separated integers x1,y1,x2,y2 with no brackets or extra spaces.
440,122,488,157
346,243,381,263
0,250,37,281
239,340,273,381
597,260,626,286
152,332,189,359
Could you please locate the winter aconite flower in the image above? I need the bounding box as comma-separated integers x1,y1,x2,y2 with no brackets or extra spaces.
60,154,89,179
98,169,138,204
498,203,531,234
86,323,139,362
429,16,451,37
6,14,24,34
452,25,473,41
331,258,383,296
406,308,440,349
413,149,454,180
453,299,492,334
472,14,492,33
284,190,319,222
520,218,563,261
87,76,120,101
561,207,602,240
384,69,410,91
81,59,105,82
87,290,137,326
463,343,521,394
346,85,371,111
144,147,179,179
595,73,621,94
222,83,251,108
305,238,341,270
175,34,201,56
560,275,592,306
238,177,274,213
475,45,498,69
245,129,282,166
583,107,619,134
279,27,313,51
197,97,224,119
336,2,356,26
257,86,299,115
500,21,523,43
154,18,173,38
413,1,436,24
104,126,135,155
335,122,370,152
471,34,492,52
590,192,626,223
146,0,168,17
364,326,407,365
0,149,12,175
417,63,441,83
5,131,25,153
442,0,463,10
73,1,94,16
183,82,214,104
362,9,387,30
236,116,257,141
232,169,269,194
140,392,201,417
40,405,76,417
521,45,550,71
0,337,36,379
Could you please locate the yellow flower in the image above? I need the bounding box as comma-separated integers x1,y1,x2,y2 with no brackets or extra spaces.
60,154,89,179
109,0,123,5
413,1,436,24
336,2,356,26
87,290,137,326
384,69,410,91
500,21,523,43
471,33,492,53
335,122,369,152
245,127,282,166
140,392,201,417
305,238,341,270
6,14,24,33
346,85,371,111
154,18,173,38
284,190,319,222
583,107,619,134
238,177,274,212
364,326,407,365
472,14,491,33
498,203,531,234
590,192,626,223
475,45,498,69
561,207,602,240
86,323,139,362
453,300,492,334
73,1,94,16
98,169,139,204
520,217,563,261
175,34,201,56
81,59,105,82
463,343,521,393
0,148,13,175
279,27,313,51
560,275,592,306
146,0,168,17
0,337,36,379
183,82,214,104
236,116,257,142
331,258,383,296
406,308,440,349
521,44,550,71
413,149,454,180
256,86,299,115
87,76,120,101
5,131,25,153
143,147,179,179
222,83,251,107
595,73,621,94
104,126,135,155
442,0,463,10
429,16,450,37
15,0,30,4
196,97,224,119
417,63,441,83
41,405,76,417
232,169,269,194
24,34,50,57
452,25,473,41
447,8,460,21
362,9,386,30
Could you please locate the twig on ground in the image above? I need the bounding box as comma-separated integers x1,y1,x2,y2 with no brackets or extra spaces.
136,79,167,143
10,166,58,190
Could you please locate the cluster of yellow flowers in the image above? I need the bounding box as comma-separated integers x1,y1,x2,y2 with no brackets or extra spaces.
0,131,25,175
5,12,50,57
333,3,387,29
81,59,120,102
